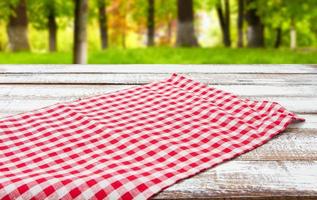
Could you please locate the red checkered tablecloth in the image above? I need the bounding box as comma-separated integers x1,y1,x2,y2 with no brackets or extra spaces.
0,74,304,200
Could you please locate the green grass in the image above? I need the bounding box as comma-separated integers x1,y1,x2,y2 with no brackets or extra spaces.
0,47,316,64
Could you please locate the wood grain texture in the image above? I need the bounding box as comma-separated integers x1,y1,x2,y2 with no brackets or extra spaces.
153,161,317,199
0,64,316,199
0,64,316,74
0,84,316,98
237,128,317,161
1,73,317,85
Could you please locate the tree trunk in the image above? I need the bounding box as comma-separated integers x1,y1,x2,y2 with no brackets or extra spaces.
122,31,126,48
98,0,108,49
147,0,155,46
216,0,231,47
274,27,282,48
73,0,88,64
48,1,57,52
7,0,30,52
167,20,173,45
245,0,264,48
290,17,296,49
224,0,231,46
176,0,198,47
237,0,244,48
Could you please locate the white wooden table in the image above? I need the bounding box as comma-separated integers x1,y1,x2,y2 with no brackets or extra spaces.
0,64,317,199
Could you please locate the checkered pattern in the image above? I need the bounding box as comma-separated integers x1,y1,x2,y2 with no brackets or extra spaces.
0,74,304,200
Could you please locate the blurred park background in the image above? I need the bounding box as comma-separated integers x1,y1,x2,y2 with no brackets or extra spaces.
0,0,316,64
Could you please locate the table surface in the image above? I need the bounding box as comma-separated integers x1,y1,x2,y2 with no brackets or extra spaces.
0,64,316,199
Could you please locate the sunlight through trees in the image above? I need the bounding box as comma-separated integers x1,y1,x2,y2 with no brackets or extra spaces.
0,0,316,63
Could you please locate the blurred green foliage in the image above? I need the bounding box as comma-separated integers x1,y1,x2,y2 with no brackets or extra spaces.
27,0,73,30
0,0,316,63
0,47,316,64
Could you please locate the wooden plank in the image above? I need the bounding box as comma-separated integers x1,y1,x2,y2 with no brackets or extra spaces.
290,114,317,129
1,73,317,85
153,161,317,199
0,97,316,114
0,64,316,74
156,197,317,200
0,85,315,99
237,128,317,161
250,97,317,113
